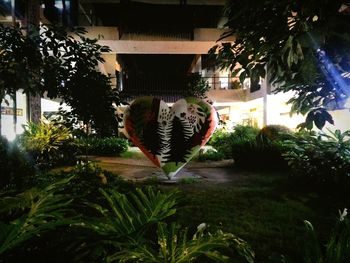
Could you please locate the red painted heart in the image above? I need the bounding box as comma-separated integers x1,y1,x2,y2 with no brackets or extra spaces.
124,97,218,179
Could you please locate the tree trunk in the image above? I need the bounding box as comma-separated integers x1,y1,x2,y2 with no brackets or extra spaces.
25,1,41,124
12,92,17,136
0,99,2,136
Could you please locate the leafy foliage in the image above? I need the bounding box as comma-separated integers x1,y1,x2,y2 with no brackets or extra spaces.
38,163,135,202
185,73,211,99
0,136,35,190
86,187,178,237
114,222,254,263
302,209,350,263
69,186,179,261
75,136,129,156
209,126,260,159
210,0,350,129
0,176,75,257
0,24,120,136
0,24,42,102
257,125,292,142
197,149,225,162
282,129,350,187
210,125,288,169
19,120,74,168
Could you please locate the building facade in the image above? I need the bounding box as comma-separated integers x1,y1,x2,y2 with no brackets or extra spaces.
1,0,349,140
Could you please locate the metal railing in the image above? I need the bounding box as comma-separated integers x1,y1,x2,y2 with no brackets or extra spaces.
201,76,242,90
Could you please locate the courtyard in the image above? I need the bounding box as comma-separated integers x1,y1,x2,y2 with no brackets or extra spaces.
1,0,350,262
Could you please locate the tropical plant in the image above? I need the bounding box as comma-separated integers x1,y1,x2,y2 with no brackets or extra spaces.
113,222,255,263
302,209,350,263
85,187,178,237
0,136,35,190
19,120,74,167
36,162,135,202
210,0,350,130
185,73,211,99
282,129,350,187
0,176,76,257
69,187,178,261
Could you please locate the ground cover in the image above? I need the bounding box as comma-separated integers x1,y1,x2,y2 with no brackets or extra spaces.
74,156,350,262
85,155,350,262
162,171,350,262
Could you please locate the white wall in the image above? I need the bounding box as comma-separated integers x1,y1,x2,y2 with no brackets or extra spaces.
1,91,28,141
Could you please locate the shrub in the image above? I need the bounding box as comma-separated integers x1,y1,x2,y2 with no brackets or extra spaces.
231,140,287,170
19,121,75,168
197,149,225,161
282,129,350,187
0,137,35,190
230,125,289,170
210,125,260,159
76,137,128,156
38,163,135,201
257,124,292,142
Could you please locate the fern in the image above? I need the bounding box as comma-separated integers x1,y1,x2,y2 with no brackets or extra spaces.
158,118,172,165
166,116,194,165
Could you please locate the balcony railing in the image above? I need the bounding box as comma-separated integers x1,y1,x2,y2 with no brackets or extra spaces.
200,76,243,90
119,75,246,103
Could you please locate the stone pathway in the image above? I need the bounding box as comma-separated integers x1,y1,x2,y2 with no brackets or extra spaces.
90,156,240,183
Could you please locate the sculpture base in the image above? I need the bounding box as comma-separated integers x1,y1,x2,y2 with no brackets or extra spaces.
151,168,202,183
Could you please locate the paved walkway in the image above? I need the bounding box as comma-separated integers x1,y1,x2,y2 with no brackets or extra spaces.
89,156,243,183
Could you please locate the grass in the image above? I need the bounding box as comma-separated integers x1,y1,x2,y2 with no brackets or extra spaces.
160,172,350,262
48,157,350,261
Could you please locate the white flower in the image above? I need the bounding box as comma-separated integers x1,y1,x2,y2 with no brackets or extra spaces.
339,208,348,221
197,223,206,231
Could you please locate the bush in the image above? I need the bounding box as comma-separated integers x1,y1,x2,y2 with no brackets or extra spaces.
76,137,128,156
207,129,232,158
197,149,225,161
19,121,75,168
0,137,35,190
229,125,289,170
282,130,350,187
257,124,292,142
38,162,135,203
210,125,260,159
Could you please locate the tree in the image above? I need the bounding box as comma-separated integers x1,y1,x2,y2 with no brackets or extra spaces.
210,0,350,129
185,73,211,99
0,24,120,136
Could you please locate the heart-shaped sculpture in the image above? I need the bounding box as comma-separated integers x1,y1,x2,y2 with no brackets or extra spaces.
123,97,218,179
